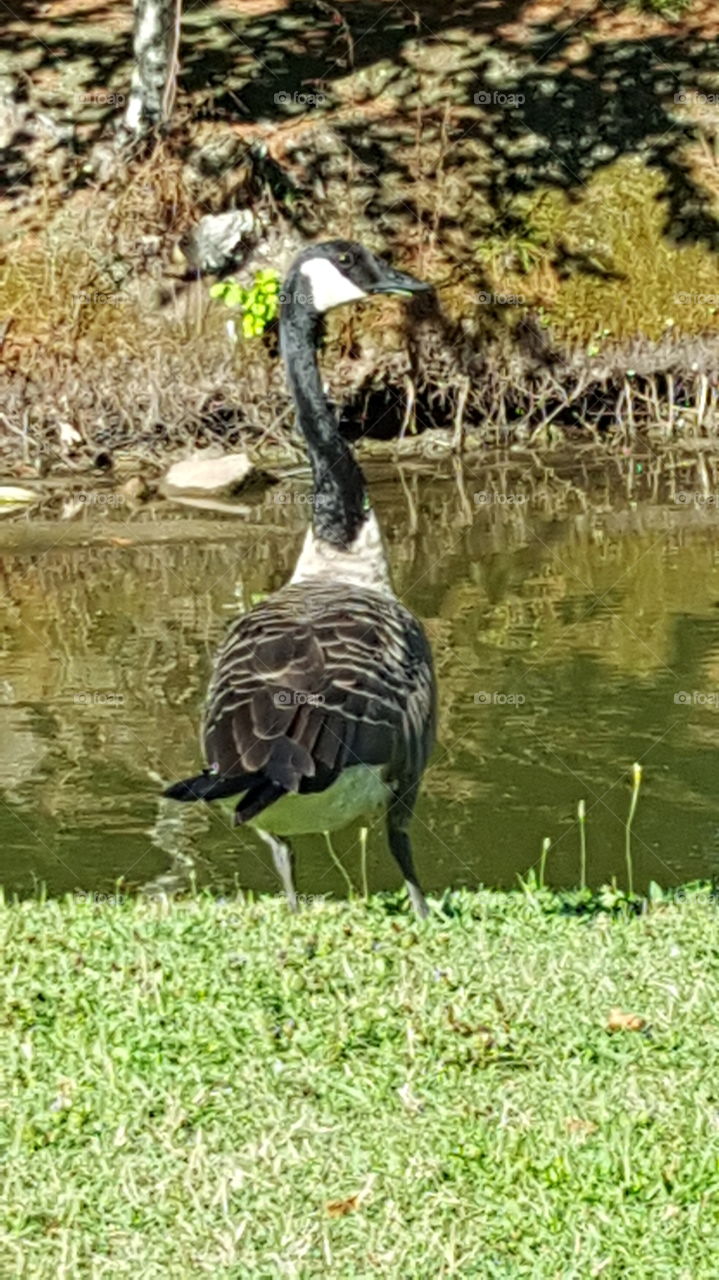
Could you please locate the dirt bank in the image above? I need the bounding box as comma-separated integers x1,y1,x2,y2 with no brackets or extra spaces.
1,0,719,474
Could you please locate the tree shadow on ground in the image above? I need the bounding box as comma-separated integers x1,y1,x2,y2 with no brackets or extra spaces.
1,0,711,240
189,1,719,259
2,0,718,263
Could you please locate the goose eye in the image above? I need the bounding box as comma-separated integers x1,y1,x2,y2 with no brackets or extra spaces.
337,253,351,267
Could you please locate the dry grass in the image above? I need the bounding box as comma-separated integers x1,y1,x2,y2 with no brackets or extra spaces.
4,247,719,474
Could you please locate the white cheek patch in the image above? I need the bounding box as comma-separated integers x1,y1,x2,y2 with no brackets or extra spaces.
299,258,367,312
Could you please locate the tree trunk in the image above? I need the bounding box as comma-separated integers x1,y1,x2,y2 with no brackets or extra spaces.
120,0,181,143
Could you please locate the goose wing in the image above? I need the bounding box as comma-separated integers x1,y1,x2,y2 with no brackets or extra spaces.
202,581,435,799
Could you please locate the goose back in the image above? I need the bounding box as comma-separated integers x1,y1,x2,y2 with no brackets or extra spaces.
203,579,436,802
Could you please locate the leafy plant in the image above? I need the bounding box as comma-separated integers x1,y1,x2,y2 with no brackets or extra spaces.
209,268,280,339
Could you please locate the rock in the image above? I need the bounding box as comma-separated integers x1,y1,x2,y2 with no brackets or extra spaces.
59,421,82,449
161,451,257,497
188,129,249,178
0,485,39,505
179,210,256,275
119,475,151,503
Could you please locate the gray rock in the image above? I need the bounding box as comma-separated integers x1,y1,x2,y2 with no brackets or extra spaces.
162,451,256,497
591,143,616,163
180,210,256,275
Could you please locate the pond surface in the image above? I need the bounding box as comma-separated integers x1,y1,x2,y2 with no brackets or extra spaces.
2,462,719,901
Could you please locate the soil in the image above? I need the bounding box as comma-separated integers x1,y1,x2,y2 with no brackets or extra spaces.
1,0,719,475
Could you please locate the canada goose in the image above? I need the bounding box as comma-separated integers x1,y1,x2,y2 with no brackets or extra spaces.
165,240,436,916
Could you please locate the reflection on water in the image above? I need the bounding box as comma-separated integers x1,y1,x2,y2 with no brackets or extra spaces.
2,468,719,900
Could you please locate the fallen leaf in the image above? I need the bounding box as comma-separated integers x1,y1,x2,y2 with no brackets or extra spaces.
108,537,134,547
607,1007,646,1033
447,1006,495,1045
326,1195,359,1218
566,1116,598,1135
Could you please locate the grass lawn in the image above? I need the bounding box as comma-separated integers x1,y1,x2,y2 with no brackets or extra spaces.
2,887,719,1278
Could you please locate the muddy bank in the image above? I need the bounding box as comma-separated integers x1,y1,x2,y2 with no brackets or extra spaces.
2,447,719,536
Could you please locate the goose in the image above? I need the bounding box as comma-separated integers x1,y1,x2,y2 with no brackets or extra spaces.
164,240,436,916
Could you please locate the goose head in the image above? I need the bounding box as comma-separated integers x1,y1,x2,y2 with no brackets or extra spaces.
285,240,432,315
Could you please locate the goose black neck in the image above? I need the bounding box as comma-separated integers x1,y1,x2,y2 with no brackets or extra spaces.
280,280,367,549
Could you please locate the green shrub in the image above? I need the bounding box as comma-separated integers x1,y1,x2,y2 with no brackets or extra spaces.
209,268,280,339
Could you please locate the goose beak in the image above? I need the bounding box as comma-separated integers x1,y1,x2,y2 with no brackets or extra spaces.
367,265,432,298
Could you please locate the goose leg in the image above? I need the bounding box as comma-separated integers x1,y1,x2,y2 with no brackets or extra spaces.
386,794,429,919
257,831,298,912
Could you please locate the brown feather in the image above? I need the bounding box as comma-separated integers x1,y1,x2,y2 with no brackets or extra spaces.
203,581,435,799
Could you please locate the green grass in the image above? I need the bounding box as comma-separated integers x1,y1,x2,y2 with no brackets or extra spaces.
2,887,719,1278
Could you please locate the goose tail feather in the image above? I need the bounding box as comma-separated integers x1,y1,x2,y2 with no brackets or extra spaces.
163,770,251,803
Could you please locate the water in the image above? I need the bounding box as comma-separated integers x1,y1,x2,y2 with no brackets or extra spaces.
2,464,719,901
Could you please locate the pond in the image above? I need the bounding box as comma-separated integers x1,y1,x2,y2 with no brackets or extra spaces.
2,458,719,902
